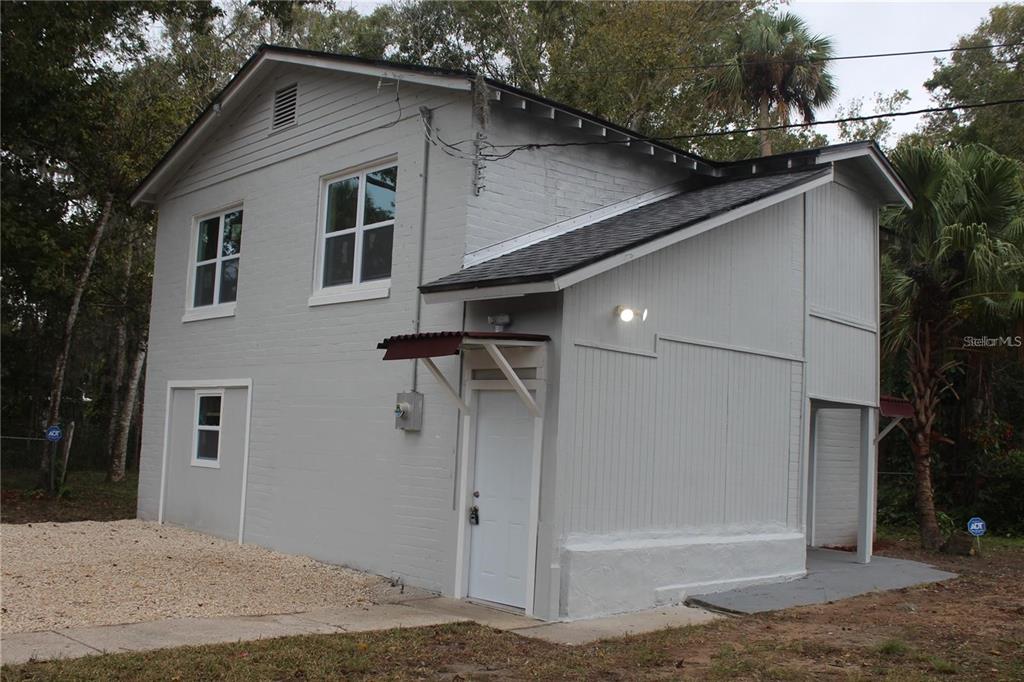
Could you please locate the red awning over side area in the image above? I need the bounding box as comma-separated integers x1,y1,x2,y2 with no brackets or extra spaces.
377,331,550,360
880,395,914,419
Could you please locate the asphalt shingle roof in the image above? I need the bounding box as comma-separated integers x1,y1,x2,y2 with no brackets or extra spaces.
421,167,829,293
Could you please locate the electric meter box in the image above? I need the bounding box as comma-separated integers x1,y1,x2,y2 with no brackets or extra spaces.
394,391,423,431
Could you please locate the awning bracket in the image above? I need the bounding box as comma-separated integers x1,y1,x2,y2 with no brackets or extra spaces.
875,416,903,444
483,342,541,417
422,357,470,413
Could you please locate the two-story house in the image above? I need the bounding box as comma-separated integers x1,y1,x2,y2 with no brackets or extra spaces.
131,45,912,621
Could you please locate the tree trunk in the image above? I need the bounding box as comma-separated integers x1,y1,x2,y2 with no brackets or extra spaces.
911,434,944,550
907,322,946,550
758,98,772,156
105,247,133,481
110,339,146,483
131,379,146,473
41,194,115,492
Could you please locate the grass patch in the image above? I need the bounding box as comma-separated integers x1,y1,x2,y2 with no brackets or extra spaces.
875,638,912,657
2,518,1021,680
877,524,1024,550
926,656,959,674
0,469,138,523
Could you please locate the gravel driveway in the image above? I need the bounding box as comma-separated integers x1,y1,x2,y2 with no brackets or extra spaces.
1,520,388,633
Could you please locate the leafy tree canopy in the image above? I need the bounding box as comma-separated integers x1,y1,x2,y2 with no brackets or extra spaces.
923,3,1024,160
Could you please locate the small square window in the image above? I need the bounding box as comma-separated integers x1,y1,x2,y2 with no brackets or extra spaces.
192,392,222,467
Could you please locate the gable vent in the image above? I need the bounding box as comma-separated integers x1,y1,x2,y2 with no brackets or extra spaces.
271,83,298,130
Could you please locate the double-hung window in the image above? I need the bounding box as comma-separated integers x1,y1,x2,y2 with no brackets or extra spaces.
192,391,222,468
312,164,397,305
187,207,243,320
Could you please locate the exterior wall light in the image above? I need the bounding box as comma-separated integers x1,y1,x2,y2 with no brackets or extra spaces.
614,305,648,322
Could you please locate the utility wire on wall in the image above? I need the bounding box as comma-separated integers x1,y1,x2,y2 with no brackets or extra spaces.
423,98,1024,162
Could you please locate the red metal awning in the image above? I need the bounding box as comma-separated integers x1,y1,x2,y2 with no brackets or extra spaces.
377,331,550,360
880,395,913,419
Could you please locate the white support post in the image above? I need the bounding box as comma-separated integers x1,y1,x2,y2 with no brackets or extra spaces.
857,407,878,564
453,409,473,598
422,357,470,413
482,343,541,417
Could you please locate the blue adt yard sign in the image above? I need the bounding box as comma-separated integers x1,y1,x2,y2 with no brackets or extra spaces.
45,425,63,443
967,517,987,537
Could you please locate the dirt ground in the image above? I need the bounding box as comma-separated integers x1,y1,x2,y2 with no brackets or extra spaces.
3,535,1022,680
0,470,138,524
0,520,388,633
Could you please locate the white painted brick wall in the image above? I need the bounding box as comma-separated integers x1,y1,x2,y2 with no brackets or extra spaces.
464,107,689,254
140,65,696,599
140,72,475,593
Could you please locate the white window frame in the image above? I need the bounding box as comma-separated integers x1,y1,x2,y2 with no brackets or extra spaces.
191,389,223,469
309,160,397,307
184,204,243,323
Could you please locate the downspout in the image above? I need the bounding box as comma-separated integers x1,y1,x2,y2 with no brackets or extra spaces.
412,106,432,392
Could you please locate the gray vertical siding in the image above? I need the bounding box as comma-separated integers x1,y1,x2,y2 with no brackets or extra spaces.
804,183,879,405
556,197,806,536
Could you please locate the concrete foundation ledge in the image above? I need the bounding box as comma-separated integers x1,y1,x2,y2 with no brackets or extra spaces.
559,527,806,619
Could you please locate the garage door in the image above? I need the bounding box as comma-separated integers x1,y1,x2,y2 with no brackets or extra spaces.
813,408,860,547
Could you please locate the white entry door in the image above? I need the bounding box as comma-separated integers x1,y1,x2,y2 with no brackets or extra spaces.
468,390,534,609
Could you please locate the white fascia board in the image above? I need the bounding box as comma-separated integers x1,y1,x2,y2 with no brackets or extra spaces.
421,280,558,304
262,53,472,91
131,54,274,205
463,181,686,268
816,146,913,209
130,52,471,206
552,169,834,290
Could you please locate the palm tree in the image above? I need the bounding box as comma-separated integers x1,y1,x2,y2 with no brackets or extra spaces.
705,12,837,156
882,143,1024,549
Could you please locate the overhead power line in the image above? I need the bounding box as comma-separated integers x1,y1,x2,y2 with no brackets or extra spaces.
576,42,1023,76
425,98,1024,162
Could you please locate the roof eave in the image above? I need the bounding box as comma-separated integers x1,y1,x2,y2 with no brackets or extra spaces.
815,142,914,208
483,79,715,174
421,167,835,303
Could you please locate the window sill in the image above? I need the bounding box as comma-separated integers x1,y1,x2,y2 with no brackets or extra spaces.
182,303,236,323
308,281,390,307
190,458,220,469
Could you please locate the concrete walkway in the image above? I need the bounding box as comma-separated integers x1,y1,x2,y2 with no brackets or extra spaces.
687,549,956,615
0,596,719,665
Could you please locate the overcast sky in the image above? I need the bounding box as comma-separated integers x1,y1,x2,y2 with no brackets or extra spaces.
341,1,1000,143
789,1,1000,141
